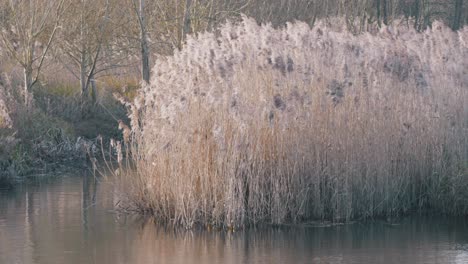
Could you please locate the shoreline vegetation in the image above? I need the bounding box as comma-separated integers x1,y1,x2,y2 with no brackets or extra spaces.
115,17,467,229
0,73,131,187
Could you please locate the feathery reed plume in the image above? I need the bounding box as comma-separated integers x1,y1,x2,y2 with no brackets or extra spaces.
119,17,468,228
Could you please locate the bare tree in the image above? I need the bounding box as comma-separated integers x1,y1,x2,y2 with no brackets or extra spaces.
0,0,66,107
57,0,112,104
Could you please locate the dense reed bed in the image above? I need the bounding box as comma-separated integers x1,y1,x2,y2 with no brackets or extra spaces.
117,17,468,228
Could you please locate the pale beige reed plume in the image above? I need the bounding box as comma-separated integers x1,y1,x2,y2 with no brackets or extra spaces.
116,17,468,228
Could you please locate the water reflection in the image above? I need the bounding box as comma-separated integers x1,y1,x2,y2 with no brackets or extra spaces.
0,175,467,264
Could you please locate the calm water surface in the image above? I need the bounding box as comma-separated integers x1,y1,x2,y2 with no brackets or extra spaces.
0,174,467,264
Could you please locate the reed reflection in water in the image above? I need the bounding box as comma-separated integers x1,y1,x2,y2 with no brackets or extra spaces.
0,175,467,264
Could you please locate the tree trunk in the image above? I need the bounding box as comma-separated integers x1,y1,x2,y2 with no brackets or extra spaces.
383,0,388,25
80,0,89,101
24,40,35,107
139,0,150,84
414,0,422,30
376,0,381,26
183,0,192,39
23,66,33,107
90,74,97,104
452,0,463,30
80,51,88,100
423,0,430,29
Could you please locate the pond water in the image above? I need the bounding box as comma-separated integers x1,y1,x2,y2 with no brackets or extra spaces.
0,174,467,264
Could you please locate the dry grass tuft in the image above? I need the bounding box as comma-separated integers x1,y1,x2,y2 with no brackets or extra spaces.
117,17,468,228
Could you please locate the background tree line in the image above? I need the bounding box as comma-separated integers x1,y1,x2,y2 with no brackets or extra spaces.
0,0,466,107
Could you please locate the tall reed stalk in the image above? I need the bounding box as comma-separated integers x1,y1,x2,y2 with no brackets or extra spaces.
116,17,468,228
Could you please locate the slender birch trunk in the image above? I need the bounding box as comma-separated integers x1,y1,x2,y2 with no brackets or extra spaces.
23,66,33,106
23,40,35,107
